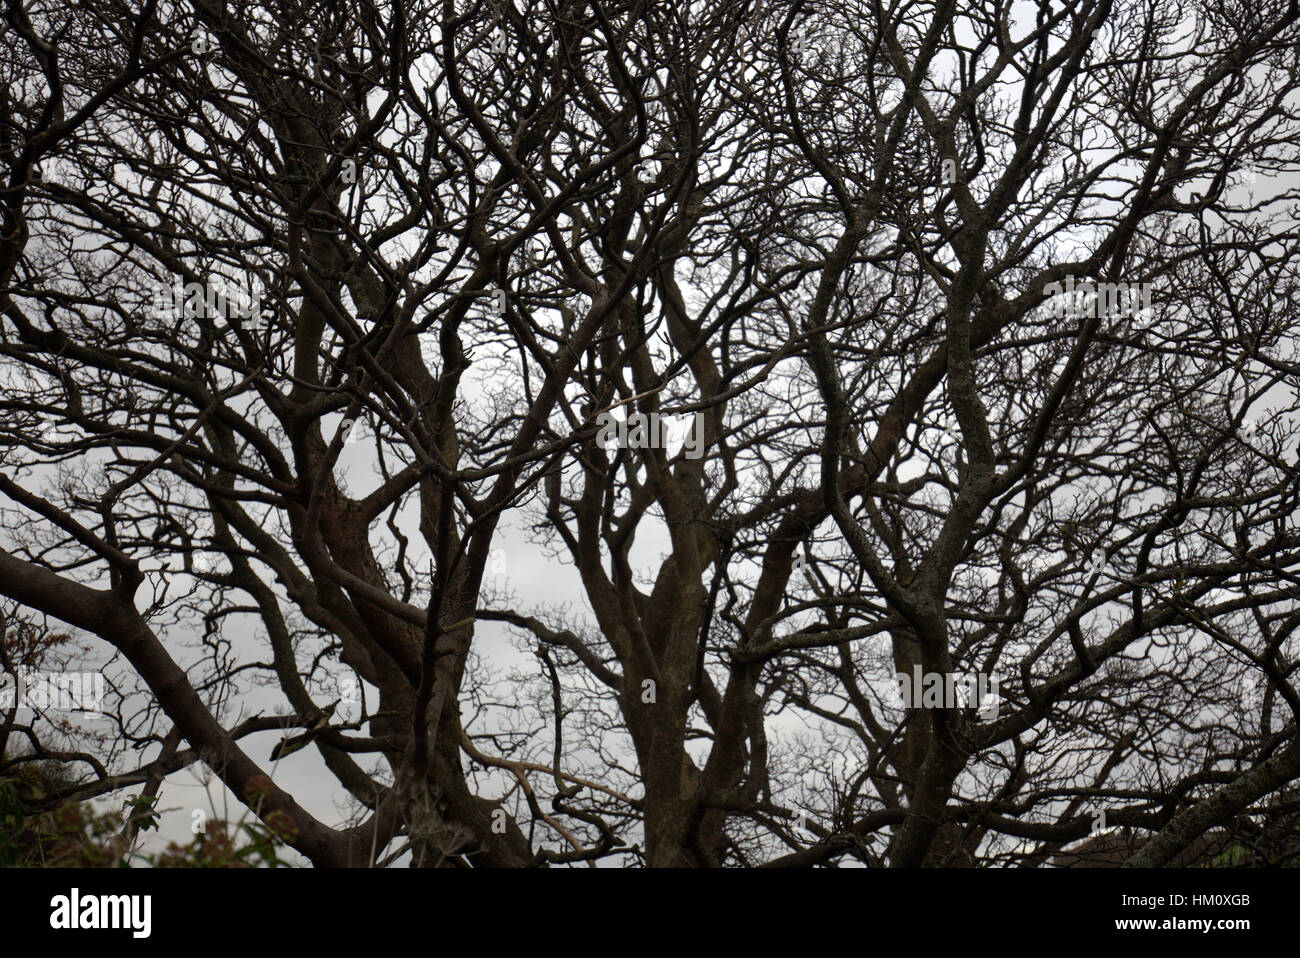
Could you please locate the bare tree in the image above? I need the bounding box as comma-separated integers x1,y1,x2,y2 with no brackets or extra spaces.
2,0,1300,868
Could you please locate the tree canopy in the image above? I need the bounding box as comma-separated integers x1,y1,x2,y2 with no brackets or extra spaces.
3,0,1300,867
